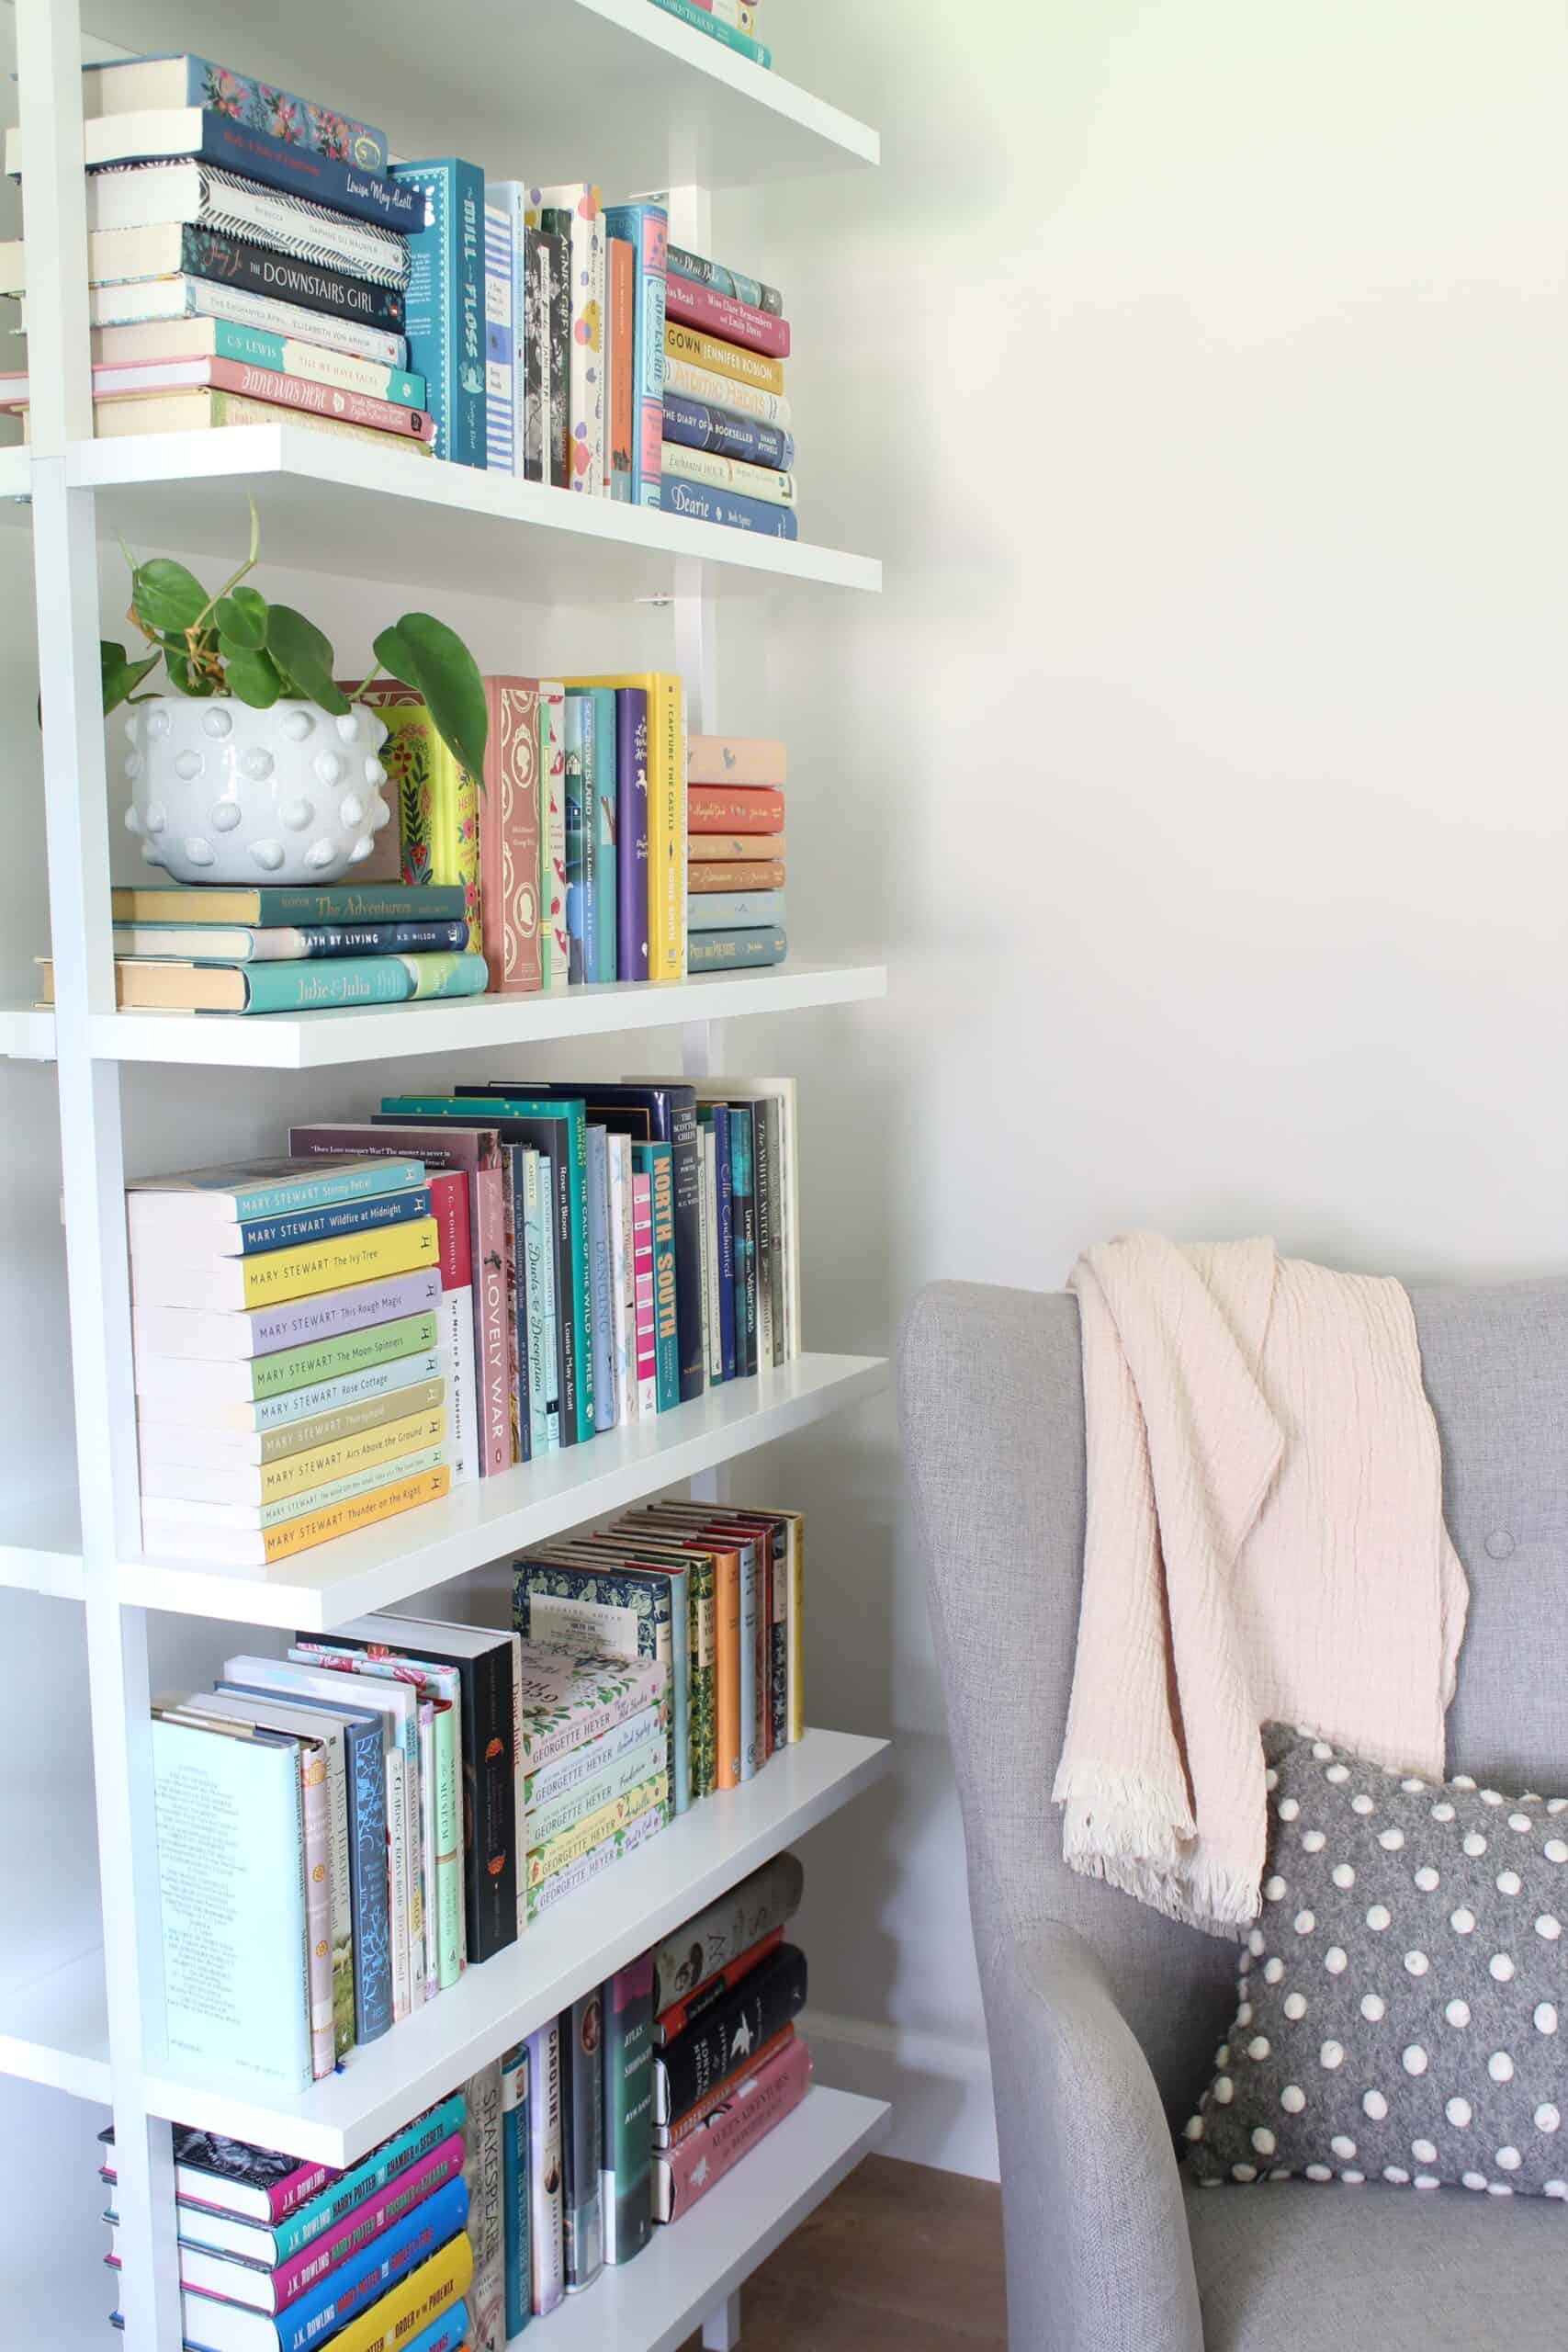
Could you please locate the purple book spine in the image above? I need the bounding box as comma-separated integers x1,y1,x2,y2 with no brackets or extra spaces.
615,688,650,983
247,1265,443,1352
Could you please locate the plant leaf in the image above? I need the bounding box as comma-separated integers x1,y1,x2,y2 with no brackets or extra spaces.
161,649,214,697
220,640,284,708
374,612,489,782
100,639,160,716
265,604,349,713
214,585,268,650
130,557,209,635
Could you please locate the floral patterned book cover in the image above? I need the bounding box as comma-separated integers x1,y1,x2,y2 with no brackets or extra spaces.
84,55,388,168
514,1642,667,1770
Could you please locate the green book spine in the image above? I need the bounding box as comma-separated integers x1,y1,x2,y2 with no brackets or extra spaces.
489,1099,592,1440
434,1700,461,1991
685,1554,716,1800
239,1310,441,1404
600,1957,654,2265
635,1142,679,1411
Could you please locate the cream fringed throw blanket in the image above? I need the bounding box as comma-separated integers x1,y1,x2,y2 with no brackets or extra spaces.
1053,1236,1468,1938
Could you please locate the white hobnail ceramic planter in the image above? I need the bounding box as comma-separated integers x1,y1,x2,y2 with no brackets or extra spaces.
121,696,395,886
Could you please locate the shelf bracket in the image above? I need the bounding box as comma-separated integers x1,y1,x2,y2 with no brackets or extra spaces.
702,2290,745,2349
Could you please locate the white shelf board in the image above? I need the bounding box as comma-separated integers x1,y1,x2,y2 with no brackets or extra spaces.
138,1729,890,2165
0,1489,85,1601
542,2086,890,2352
121,1353,888,1629
0,1949,113,2105
0,965,886,1070
62,428,881,602
0,445,31,504
77,0,877,188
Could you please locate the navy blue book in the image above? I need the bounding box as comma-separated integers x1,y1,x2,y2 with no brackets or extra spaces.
662,392,794,473
85,111,422,234
217,1186,431,1258
390,159,487,468
217,1682,391,2045
586,1126,618,1435
662,477,798,540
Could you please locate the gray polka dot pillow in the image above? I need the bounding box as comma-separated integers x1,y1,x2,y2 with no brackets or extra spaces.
1185,1723,1567,2199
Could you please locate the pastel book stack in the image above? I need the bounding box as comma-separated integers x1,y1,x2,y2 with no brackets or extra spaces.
643,0,773,74
513,1642,670,1921
645,1851,811,2221
685,734,787,972
662,238,795,537
50,880,488,1016
0,53,447,456
127,1152,453,1565
355,1077,799,1460
102,2105,476,2352
517,1497,809,1812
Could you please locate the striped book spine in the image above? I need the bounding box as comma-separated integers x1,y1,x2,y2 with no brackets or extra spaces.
483,200,517,474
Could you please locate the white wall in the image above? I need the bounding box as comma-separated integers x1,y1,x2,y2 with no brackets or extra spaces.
708,0,1568,2173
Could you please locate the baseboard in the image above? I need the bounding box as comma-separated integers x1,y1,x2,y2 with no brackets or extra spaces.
803,2007,999,2181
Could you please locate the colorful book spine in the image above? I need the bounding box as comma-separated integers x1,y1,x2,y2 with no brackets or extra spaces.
462,2063,504,2352
654,2036,810,2222
664,476,798,538
186,355,432,436
633,1142,678,1412
662,273,790,358
614,687,649,981
232,953,488,1012
632,1170,657,1416
585,1128,616,1436
515,1564,683,1812
688,888,786,932
390,159,486,467
424,1169,476,1487
525,2020,565,2317
665,319,782,394
602,203,666,507
538,684,570,989
134,1216,437,1314
609,1136,636,1424
602,1957,654,2265
525,1727,664,1847
133,1264,442,1367
709,1112,737,1383
81,55,387,166
523,1699,664,1813
538,226,570,484
300,2233,472,2352
654,1943,807,2123
665,243,783,319
241,2177,469,2352
687,926,787,972
139,1373,440,1468
663,390,793,471
527,185,604,492
477,675,543,994
688,781,784,829
526,1801,666,1918
662,350,792,427
522,1149,553,1455
155,1465,447,1566
482,198,516,474
501,2042,531,2338
82,107,414,229
261,2136,465,2302
562,694,588,985
687,859,785,894
643,0,773,65
521,222,550,481
160,1186,431,1260
656,1926,784,2046
351,690,481,934
299,1739,336,2076
606,234,634,498
586,687,618,982
559,1990,605,2292
661,439,793,507
102,319,422,403
655,2024,794,2147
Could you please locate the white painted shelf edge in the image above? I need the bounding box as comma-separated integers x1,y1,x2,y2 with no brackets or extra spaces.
0,1730,891,2167
0,965,888,1069
538,2086,891,2352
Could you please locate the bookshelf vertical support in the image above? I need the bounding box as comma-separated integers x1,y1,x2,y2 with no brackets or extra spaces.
703,2291,744,2350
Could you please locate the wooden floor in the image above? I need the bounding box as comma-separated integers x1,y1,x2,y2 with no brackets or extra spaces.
678,2154,1007,2352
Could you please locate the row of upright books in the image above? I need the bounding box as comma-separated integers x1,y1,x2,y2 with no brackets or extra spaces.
148,1546,807,2096
107,1851,809,2349
73,716,792,1016
130,1087,798,1560
2,51,798,537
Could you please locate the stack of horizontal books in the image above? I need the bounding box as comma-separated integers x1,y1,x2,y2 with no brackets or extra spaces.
129,1153,451,1564
662,240,795,538
686,734,788,970
40,881,487,1017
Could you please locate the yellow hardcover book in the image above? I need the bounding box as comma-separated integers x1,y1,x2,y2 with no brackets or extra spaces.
321,2233,473,2352
141,1405,448,1507
525,1770,668,1889
565,673,685,979
663,321,784,396
130,1217,439,1313
346,690,481,935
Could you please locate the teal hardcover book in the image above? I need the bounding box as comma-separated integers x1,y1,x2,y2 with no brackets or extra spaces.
684,926,786,974
240,952,488,1014
632,1140,679,1411
150,1714,312,2092
389,158,487,467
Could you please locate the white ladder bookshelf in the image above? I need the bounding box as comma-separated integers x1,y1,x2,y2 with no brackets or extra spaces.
2,3,888,2345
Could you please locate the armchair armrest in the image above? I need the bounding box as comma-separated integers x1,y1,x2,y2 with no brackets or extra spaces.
982,1920,1202,2352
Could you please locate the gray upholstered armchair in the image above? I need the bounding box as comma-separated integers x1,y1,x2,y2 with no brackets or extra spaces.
900,1278,1568,2352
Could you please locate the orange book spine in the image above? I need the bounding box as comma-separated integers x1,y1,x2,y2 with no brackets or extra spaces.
255,1464,450,1562
608,237,634,498
686,736,787,787
688,785,783,834
654,2024,797,2148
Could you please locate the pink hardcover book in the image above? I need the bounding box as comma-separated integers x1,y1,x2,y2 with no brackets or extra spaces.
653,2033,811,2221
267,2134,467,2310
288,1124,510,1479
662,276,790,361
685,736,787,788
477,677,543,995
211,358,435,439
632,1171,658,1418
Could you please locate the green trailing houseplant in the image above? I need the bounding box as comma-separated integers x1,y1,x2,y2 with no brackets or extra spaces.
99,499,489,781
